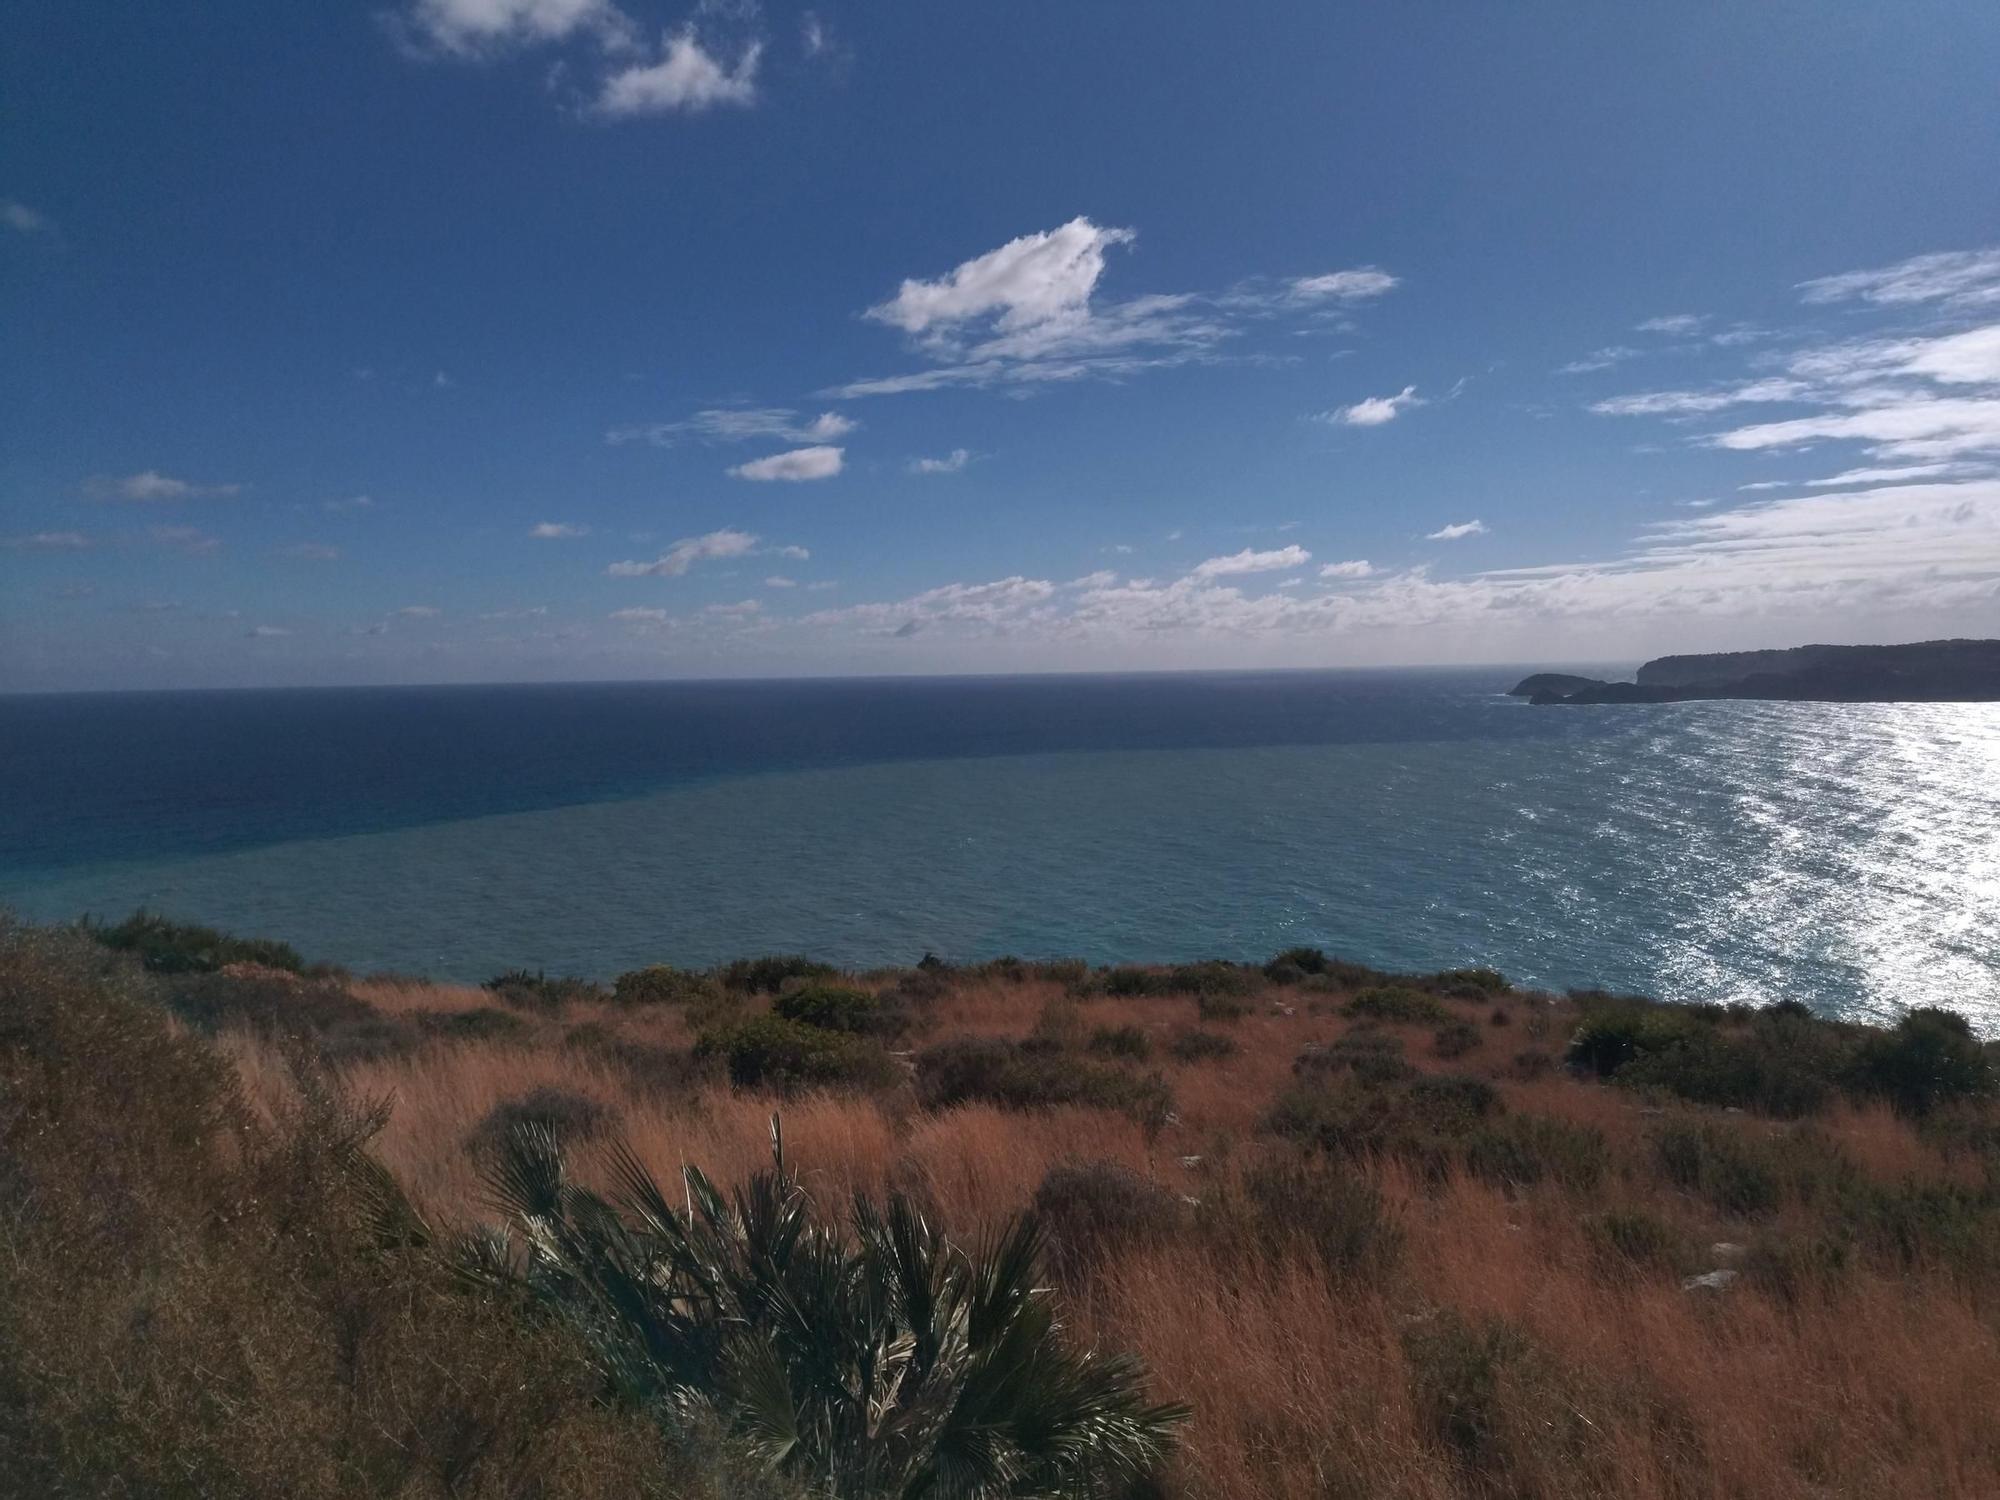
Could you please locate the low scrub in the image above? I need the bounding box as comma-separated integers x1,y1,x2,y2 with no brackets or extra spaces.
484,968,607,1009
1087,1023,1153,1060
87,909,304,975
914,1036,1172,1128
693,1014,898,1093
1346,986,1449,1025
612,964,722,1007
1033,1159,1184,1275
1167,1027,1238,1063
772,982,909,1039
716,955,837,994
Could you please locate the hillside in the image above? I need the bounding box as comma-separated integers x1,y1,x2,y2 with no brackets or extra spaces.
1514,638,2000,704
5,913,2000,1499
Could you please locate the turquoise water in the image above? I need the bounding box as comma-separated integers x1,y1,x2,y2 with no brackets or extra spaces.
3,680,1996,1029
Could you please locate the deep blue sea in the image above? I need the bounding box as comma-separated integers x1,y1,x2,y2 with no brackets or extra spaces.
3,670,1996,1029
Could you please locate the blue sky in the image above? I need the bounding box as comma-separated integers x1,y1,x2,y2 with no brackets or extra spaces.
4,1,1998,690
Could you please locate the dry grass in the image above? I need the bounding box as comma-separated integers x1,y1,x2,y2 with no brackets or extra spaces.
14,927,2000,1498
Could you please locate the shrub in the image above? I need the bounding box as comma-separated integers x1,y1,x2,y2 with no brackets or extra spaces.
1653,1120,1812,1216
913,1037,1172,1128
717,955,838,994
1167,1028,1238,1064
483,968,606,1009
694,1014,897,1093
1237,1155,1402,1279
87,909,303,975
611,963,721,1006
1197,990,1252,1022
470,1087,614,1156
1585,1210,1685,1273
1268,1073,1502,1180
1087,1024,1152,1060
1568,993,1853,1118
163,971,417,1065
773,983,908,1039
1033,1160,1183,1275
1850,1008,1993,1116
1433,1020,1483,1059
1428,966,1510,997
1295,1029,1416,1087
1346,986,1448,1025
1083,960,1256,1001
416,1006,530,1044
1465,1114,1609,1191
1402,1312,1531,1469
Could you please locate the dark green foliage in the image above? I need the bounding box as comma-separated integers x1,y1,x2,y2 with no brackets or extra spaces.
1294,1029,1416,1087
1166,1028,1238,1064
1428,967,1510,997
416,1005,531,1044
913,1037,1173,1128
1236,1155,1402,1279
1433,1020,1483,1059
1850,1007,1994,1116
1346,986,1448,1025
88,909,304,975
472,1121,1187,1495
716,955,837,994
1032,1160,1183,1275
1402,1312,1531,1469
471,1087,615,1156
1196,989,1252,1022
1652,1120,1858,1218
1267,1071,1503,1181
1083,960,1257,1001
692,1015,897,1093
1569,993,1850,1117
484,969,607,1009
1463,1114,1608,1191
163,971,417,1065
1087,1024,1153,1060
1584,1210,1685,1274
772,982,908,1039
1265,946,1331,978
612,965,722,1007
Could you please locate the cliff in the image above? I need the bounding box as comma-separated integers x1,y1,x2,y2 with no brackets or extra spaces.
1528,639,2000,705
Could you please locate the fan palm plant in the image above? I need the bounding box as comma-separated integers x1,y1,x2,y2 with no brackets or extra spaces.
467,1116,1186,1499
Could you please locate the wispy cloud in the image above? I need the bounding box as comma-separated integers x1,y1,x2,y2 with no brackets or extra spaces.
1287,268,1399,303
909,448,971,475
529,521,589,538
149,525,221,555
1636,314,1706,335
607,527,762,577
607,407,854,447
322,494,376,513
2,200,52,235
278,542,342,561
4,530,92,551
1425,520,1487,541
729,445,844,481
1188,545,1310,578
86,470,242,502
1323,385,1422,427
393,605,443,618
1797,247,2000,309
1559,347,1640,374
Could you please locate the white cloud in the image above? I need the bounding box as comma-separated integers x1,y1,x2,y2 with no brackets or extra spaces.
1590,378,1811,417
1289,268,1398,303
323,494,376,513
1798,247,2000,309
607,527,761,577
1189,545,1311,579
1636,314,1705,335
1324,385,1422,426
609,407,854,447
247,625,292,638
2,200,51,234
149,525,221,555
1319,559,1375,579
597,30,760,114
1712,396,2000,462
867,217,1135,339
804,575,1058,635
771,543,810,560
1066,570,1118,589
1559,347,1640,374
4,531,92,551
401,0,631,57
88,470,242,502
705,598,761,617
909,448,970,474
279,542,342,561
729,445,844,481
610,606,672,625
529,521,589,538
764,575,797,588
394,605,443,618
1425,520,1486,541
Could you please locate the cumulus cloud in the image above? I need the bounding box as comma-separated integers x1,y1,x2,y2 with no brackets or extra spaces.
909,448,970,474
607,527,761,577
608,407,854,447
1319,559,1375,579
867,217,1135,340
529,521,589,538
1324,385,1422,426
729,445,844,481
400,0,631,56
1425,520,1487,541
87,470,242,502
597,31,760,115
1189,545,1311,578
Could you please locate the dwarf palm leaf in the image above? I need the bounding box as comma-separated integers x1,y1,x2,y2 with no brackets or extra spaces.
474,1116,1185,1498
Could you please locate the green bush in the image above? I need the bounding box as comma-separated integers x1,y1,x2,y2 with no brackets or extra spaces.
1032,1160,1183,1275
611,964,721,1006
1584,1210,1685,1273
470,1087,615,1156
1464,1114,1608,1191
1087,1024,1153,1060
1428,967,1511,997
162,971,417,1065
1346,986,1448,1025
88,909,304,975
913,1037,1172,1128
1294,1030,1416,1087
416,1006,530,1044
483,969,606,1008
1402,1311,1531,1469
1083,960,1257,1001
1167,1028,1238,1064
1267,1072,1502,1181
1236,1155,1403,1279
773,983,908,1038
717,955,838,994
1849,1008,1993,1116
693,1014,897,1093
1651,1120,1859,1217
1433,1020,1483,1059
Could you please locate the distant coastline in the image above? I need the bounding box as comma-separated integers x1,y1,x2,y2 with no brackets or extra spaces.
1512,639,2000,705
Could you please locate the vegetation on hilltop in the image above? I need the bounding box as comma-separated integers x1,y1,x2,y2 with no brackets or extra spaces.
4,910,1999,1498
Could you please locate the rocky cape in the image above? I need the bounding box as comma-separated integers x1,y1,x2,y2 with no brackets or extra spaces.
1510,639,2000,705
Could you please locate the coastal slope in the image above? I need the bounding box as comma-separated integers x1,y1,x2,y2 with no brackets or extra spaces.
1513,638,2000,704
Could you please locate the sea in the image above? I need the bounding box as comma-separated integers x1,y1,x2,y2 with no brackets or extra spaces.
2,669,1996,1030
